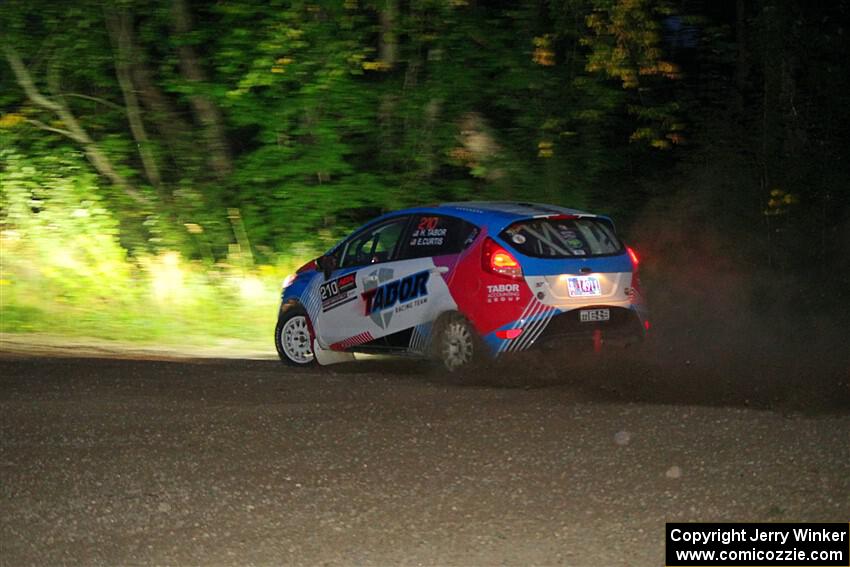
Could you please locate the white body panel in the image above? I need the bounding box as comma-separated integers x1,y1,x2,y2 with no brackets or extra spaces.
314,258,457,349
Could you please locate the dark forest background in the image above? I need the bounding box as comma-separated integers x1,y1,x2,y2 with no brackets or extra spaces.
1,0,848,345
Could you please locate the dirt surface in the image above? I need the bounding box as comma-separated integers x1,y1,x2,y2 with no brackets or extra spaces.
0,333,275,361
1,348,849,566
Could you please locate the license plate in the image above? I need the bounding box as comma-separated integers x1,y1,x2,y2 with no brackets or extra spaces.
580,308,610,323
567,276,602,297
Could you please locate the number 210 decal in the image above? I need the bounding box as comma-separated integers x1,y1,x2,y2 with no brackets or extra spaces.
417,217,439,231
319,273,357,311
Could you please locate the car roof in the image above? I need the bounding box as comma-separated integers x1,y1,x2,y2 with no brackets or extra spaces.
376,201,605,232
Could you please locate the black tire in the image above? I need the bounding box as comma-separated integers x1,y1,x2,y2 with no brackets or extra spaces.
430,312,485,373
275,306,316,366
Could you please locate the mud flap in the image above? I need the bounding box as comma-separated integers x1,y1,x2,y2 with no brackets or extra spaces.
312,339,355,366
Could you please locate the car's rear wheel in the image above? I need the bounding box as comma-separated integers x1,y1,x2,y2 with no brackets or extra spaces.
431,312,483,372
275,307,315,366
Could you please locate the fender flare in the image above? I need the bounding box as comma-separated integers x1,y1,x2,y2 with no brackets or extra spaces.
278,299,354,365
278,299,317,344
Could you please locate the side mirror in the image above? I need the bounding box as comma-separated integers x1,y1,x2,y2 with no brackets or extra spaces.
316,254,337,280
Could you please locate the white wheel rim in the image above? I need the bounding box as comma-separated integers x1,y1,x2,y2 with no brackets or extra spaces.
442,321,473,370
281,316,314,364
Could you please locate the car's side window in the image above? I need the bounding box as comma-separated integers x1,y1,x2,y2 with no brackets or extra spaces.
339,217,409,268
398,214,480,260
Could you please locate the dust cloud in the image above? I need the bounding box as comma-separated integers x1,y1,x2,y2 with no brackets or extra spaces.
465,200,850,413
608,197,850,413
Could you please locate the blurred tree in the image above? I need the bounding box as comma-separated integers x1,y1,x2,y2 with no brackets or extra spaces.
105,7,162,190
170,0,233,179
1,0,844,285
2,44,147,205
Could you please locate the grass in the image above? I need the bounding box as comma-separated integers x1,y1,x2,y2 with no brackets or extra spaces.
0,248,306,349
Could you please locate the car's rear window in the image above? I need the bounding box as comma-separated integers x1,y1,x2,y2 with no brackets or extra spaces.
500,217,622,258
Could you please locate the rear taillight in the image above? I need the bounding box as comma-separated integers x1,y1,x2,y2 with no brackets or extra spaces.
626,246,640,301
627,246,639,267
482,238,523,279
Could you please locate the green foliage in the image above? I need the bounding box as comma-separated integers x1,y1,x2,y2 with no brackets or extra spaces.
210,1,399,250
2,0,681,257
3,0,847,344
1,149,132,302
0,149,299,342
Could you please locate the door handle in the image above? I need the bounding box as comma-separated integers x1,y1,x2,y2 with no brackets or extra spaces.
580,267,592,274
432,266,450,274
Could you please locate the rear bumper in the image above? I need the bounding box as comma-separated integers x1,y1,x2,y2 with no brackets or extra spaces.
534,306,645,349
482,303,648,356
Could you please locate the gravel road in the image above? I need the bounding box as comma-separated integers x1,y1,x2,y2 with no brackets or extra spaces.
2,351,848,566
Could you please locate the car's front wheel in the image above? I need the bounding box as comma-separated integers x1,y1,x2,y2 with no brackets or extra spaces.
275,306,316,366
431,312,483,372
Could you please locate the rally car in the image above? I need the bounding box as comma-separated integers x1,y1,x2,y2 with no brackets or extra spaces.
274,202,649,371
